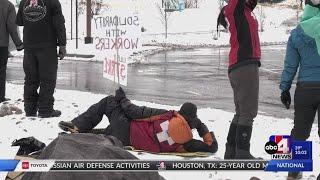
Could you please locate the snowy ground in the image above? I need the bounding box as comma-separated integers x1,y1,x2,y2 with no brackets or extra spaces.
0,83,319,180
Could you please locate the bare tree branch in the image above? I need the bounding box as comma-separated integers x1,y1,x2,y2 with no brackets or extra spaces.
156,2,171,25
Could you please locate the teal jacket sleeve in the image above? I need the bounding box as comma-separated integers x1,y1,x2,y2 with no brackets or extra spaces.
280,35,300,92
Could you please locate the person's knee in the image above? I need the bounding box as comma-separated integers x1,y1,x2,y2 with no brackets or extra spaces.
25,79,39,85
237,119,253,126
237,113,255,126
105,95,115,100
101,95,116,105
237,111,255,126
238,101,258,119
247,105,258,119
40,74,57,83
39,78,56,89
98,95,118,116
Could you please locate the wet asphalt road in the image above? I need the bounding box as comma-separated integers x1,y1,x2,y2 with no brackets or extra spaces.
7,45,295,119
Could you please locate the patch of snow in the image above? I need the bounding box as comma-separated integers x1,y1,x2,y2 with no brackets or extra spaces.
0,83,319,180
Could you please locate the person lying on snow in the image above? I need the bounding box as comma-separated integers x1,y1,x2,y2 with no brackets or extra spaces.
59,87,218,153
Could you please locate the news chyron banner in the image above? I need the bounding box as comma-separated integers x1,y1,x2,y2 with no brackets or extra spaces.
264,135,313,171
0,160,268,172
92,0,141,86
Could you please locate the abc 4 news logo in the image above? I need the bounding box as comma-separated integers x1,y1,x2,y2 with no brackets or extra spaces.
264,135,292,159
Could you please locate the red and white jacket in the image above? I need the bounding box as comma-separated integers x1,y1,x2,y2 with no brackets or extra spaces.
119,99,215,153
224,0,261,72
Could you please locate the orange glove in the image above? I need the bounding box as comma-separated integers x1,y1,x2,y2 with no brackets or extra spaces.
202,132,214,146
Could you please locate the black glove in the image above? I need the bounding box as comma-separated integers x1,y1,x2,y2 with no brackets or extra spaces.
183,139,217,153
209,132,218,153
305,0,320,8
281,90,291,109
16,43,24,51
58,121,79,133
58,46,67,60
115,87,126,102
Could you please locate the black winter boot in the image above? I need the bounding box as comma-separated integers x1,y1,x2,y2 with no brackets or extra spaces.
224,123,237,159
59,121,79,133
234,125,257,159
38,109,61,118
24,102,38,117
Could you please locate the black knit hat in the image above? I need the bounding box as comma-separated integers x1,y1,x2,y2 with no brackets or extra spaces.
179,102,199,129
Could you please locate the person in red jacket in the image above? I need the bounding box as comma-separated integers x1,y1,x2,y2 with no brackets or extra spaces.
59,87,218,153
217,0,261,159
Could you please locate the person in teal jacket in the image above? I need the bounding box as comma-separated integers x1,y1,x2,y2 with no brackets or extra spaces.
280,1,320,179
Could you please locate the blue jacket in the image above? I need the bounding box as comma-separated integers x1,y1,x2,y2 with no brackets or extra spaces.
280,25,320,91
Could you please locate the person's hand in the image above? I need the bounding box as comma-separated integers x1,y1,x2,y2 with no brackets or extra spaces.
16,43,24,51
207,132,218,153
58,46,66,60
115,87,126,102
183,139,218,153
281,90,291,109
305,0,320,7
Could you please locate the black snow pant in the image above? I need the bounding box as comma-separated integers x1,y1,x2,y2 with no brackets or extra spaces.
23,48,58,115
0,47,8,101
291,82,320,140
71,96,131,146
228,63,259,126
